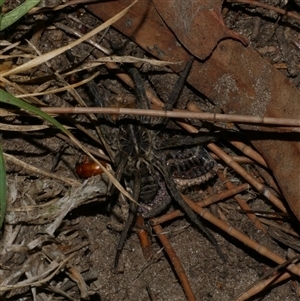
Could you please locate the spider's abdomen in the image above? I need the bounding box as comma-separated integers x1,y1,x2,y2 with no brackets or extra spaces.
166,146,218,188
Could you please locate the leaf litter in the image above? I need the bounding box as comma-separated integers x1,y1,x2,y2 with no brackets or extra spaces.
0,0,300,300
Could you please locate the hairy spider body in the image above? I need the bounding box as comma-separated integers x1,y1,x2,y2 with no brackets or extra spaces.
90,59,225,266
111,119,223,266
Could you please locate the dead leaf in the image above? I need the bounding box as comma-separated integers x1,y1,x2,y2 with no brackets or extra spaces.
152,0,248,59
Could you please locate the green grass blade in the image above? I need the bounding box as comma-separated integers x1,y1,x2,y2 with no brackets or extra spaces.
0,89,69,134
0,0,41,31
0,143,6,228
0,0,4,27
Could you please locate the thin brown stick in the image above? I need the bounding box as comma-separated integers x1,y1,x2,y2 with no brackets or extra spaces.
228,140,267,167
217,170,267,233
150,210,184,226
135,216,153,261
152,224,196,301
260,218,300,238
207,143,287,213
183,194,300,277
254,165,281,195
39,107,300,127
236,272,291,301
227,0,300,21
151,182,251,226
211,153,255,164
235,255,300,300
197,182,250,207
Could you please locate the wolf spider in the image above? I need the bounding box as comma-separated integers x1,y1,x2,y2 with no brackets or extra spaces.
88,59,225,267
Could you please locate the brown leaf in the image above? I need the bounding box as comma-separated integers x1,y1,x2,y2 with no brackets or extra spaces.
151,0,248,59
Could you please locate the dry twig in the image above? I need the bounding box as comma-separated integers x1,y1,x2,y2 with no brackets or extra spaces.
152,224,196,301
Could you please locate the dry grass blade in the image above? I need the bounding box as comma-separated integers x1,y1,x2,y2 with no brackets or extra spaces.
16,57,176,98
0,0,139,77
90,55,178,65
0,123,52,131
40,106,300,128
4,153,80,186
0,255,74,292
5,177,107,228
16,70,102,98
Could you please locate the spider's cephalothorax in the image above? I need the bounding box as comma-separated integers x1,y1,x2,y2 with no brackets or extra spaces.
92,59,225,267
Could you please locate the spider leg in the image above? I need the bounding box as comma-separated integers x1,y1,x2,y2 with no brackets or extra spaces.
153,158,226,262
156,133,220,150
164,57,194,111
127,58,193,125
114,169,141,269
114,201,137,269
84,76,116,161
127,66,151,111
108,154,128,197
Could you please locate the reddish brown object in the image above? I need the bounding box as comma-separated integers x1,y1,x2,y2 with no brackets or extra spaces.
76,162,105,178
135,215,153,261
